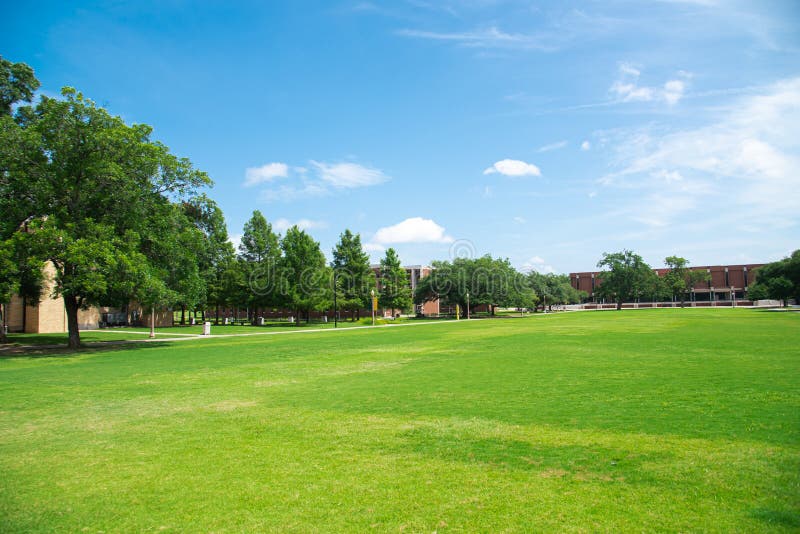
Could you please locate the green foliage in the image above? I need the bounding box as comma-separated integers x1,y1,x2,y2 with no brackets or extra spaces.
596,250,657,309
415,256,533,314
332,229,375,318
662,256,709,306
238,210,282,311
748,250,800,304
527,272,583,310
279,226,332,321
0,84,210,347
0,55,40,115
378,248,412,314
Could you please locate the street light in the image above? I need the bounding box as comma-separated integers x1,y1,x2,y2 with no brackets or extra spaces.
371,288,375,326
333,270,338,328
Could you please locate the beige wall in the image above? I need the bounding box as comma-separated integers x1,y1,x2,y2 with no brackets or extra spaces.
3,262,101,333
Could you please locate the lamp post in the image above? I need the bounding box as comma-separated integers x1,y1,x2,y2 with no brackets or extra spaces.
466,291,470,320
333,270,338,328
731,286,735,308
370,288,375,326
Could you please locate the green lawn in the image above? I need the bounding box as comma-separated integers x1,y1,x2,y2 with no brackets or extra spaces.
0,309,798,531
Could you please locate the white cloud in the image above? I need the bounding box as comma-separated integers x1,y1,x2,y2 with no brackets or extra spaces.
537,140,568,153
513,216,526,224
363,242,386,253
228,233,242,252
372,217,454,245
610,64,687,105
663,80,686,105
483,159,541,177
273,218,328,232
310,161,390,188
520,256,556,274
244,162,289,186
581,140,591,151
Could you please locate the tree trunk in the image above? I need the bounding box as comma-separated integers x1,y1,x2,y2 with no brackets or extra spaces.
64,295,81,349
150,307,156,338
215,303,220,325
616,300,623,310
0,303,7,343
180,305,186,325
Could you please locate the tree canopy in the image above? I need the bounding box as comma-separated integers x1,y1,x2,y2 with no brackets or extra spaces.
748,250,800,305
1,83,210,347
378,248,412,315
595,250,657,310
331,229,374,320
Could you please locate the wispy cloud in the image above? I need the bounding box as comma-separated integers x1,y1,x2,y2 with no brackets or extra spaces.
484,159,541,177
396,26,558,51
520,255,556,274
310,161,389,188
250,159,390,202
610,63,689,105
599,77,800,229
273,218,328,232
581,140,591,151
537,140,568,153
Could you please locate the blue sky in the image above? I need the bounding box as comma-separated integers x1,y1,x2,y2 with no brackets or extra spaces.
3,0,799,273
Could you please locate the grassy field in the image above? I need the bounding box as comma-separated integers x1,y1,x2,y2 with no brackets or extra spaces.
0,309,798,531
3,316,425,346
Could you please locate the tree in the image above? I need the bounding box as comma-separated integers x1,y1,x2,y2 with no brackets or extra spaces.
239,210,281,318
528,272,584,311
279,226,331,324
595,250,657,310
332,230,375,320
183,195,236,323
0,85,209,348
0,56,40,115
661,256,709,307
378,248,412,316
748,250,800,305
414,256,534,316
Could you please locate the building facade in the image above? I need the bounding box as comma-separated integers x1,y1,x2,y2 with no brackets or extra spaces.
569,264,764,304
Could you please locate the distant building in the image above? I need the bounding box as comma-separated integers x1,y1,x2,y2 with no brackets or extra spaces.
371,264,440,316
569,264,765,304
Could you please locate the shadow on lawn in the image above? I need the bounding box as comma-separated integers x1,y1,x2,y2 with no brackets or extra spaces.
397,427,667,482
0,339,173,359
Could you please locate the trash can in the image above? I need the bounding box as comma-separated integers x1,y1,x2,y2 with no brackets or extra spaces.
203,322,211,336
257,317,265,326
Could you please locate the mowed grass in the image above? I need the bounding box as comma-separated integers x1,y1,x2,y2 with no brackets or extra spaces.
0,309,798,532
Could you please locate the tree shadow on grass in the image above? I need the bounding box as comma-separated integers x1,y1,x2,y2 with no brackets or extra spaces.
0,340,173,359
396,427,667,483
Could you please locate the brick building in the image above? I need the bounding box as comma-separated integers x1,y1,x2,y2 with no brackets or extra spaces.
569,264,764,304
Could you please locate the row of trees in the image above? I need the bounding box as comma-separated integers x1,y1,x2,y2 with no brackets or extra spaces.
413,256,585,315
595,251,710,310
218,211,413,325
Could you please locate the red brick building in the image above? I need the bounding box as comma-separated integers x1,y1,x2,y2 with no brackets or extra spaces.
569,264,764,304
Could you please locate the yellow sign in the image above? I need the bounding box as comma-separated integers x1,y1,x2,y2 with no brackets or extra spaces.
372,297,378,311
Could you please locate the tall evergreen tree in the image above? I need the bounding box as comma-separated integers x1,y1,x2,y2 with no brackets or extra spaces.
331,229,374,320
239,210,281,316
378,248,412,316
280,226,331,324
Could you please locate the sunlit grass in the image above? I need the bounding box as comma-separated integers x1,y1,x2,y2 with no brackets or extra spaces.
0,309,798,531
